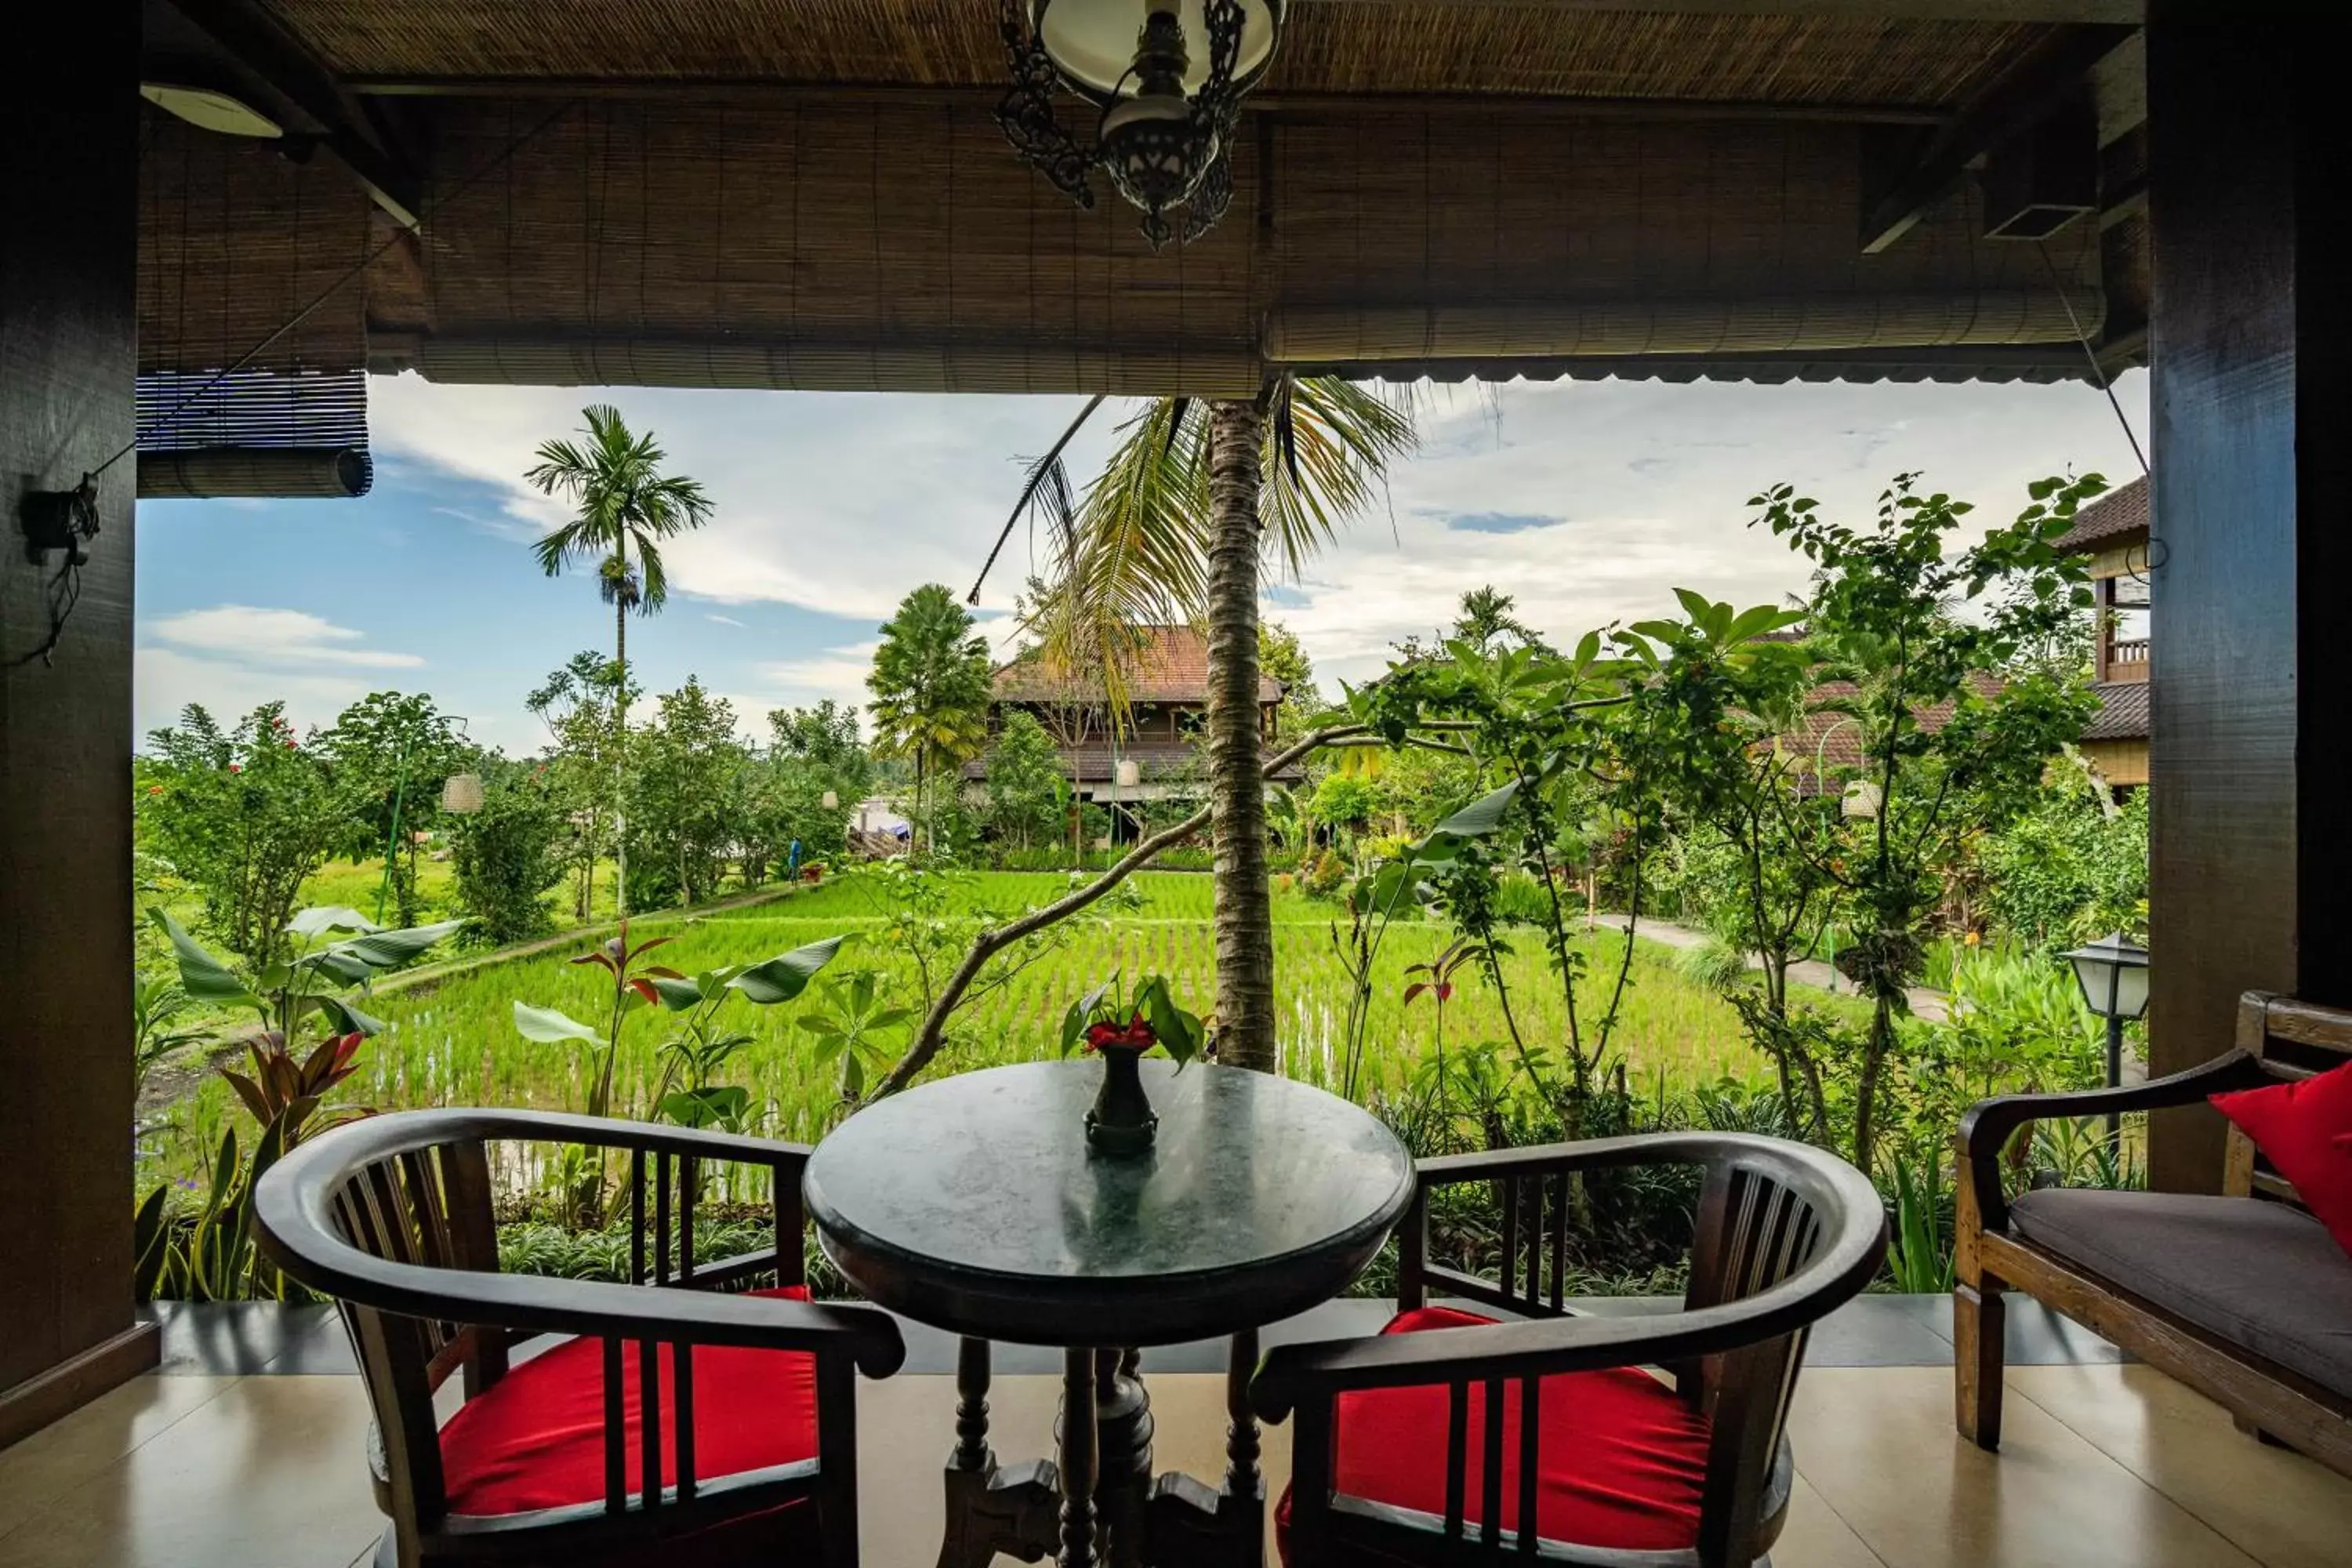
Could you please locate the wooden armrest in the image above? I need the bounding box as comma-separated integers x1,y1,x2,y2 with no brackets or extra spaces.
1954,1050,2270,1163
1253,1273,1864,1423
1415,1130,1759,1188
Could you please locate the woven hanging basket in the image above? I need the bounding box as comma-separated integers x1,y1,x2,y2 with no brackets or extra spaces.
441,773,487,815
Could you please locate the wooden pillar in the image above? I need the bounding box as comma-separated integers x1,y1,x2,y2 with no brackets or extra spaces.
2145,12,2352,1192
0,0,154,1443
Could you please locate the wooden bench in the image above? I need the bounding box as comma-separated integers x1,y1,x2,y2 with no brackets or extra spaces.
1953,990,2352,1479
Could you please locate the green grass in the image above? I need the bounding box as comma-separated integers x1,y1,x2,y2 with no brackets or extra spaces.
139,871,1846,1193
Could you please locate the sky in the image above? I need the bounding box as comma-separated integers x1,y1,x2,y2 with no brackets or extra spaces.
133,368,2149,757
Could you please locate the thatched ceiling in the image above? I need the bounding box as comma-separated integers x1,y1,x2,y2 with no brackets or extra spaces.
136,2,2149,397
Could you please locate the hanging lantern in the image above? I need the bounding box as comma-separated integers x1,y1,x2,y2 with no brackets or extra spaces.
440,772,486,815
821,789,840,810
1115,758,1142,789
997,0,1283,248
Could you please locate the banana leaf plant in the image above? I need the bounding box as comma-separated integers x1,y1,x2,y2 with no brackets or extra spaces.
515,931,846,1123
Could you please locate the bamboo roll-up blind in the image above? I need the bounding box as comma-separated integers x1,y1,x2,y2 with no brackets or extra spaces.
138,114,373,376
416,98,1260,394
1265,289,2098,363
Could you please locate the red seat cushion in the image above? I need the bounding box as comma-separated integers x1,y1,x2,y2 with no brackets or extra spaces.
2212,1060,2352,1259
1276,1306,1712,1559
439,1286,819,1519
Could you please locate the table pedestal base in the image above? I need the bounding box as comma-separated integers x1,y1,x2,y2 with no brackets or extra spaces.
939,1335,1267,1568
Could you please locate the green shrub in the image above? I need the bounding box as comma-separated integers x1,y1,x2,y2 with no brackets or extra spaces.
1302,848,1349,899
452,765,568,944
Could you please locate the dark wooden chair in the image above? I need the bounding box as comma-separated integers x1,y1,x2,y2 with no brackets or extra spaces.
1254,1132,1886,1567
252,1108,905,1568
1955,989,2352,1479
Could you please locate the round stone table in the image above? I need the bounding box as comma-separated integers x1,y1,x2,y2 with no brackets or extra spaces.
805,1059,1414,1568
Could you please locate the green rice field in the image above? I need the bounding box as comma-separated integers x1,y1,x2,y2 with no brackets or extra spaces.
140,870,1827,1192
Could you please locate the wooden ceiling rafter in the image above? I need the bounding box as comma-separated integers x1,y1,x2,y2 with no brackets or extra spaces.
153,0,423,227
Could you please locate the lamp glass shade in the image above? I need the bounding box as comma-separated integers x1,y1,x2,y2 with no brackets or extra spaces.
439,773,485,815
1115,759,1142,789
1034,0,1281,103
140,84,281,138
2062,931,2151,1020
821,789,840,810
1840,780,1882,819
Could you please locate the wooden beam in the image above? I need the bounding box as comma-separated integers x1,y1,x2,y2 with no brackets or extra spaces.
345,78,1947,125
1296,0,2140,17
159,0,421,227
1859,24,2138,253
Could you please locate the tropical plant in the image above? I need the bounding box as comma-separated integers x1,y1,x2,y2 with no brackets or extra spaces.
525,405,715,929
133,970,206,1099
988,376,1418,1070
1058,971,1207,1066
628,677,746,907
148,904,464,1046
1884,1145,1955,1294
527,650,637,920
867,584,994,856
795,967,914,1104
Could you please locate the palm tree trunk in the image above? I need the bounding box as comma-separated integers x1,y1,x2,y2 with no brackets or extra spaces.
1205,396,1276,1073
614,562,630,935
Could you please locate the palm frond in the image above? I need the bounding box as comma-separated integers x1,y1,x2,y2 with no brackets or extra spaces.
970,394,1105,604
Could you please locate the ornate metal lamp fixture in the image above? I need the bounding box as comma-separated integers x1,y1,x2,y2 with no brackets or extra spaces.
997,0,1283,248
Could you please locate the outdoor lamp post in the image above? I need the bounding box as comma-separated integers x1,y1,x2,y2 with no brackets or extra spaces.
996,0,1285,246
2061,931,2151,1138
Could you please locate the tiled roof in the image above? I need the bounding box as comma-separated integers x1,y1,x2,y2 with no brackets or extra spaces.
962,739,1302,783
2082,680,2151,742
2054,476,2149,553
1784,675,2001,775
993,626,1283,706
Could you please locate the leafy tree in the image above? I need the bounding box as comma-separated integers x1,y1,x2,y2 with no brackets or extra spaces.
138,703,345,968
526,405,714,927
866,584,993,855
769,700,871,798
628,678,746,908
1454,586,1550,655
997,376,1417,1070
528,651,637,920
984,709,1065,851
319,691,469,926
1739,472,2103,1176
450,759,568,944
1260,620,1326,738
1977,758,2148,953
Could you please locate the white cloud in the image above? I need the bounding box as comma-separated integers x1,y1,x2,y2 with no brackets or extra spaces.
366,368,2148,704
150,604,425,669
706,613,746,628
137,606,430,742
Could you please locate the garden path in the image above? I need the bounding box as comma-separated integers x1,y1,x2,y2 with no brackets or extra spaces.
1588,913,1950,1024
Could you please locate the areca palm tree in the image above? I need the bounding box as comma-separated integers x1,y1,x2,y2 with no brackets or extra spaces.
526,405,713,929
980,378,1417,1071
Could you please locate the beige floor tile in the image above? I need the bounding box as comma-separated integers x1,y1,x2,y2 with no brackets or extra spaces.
0,1375,381,1568
0,1374,242,1541
1788,1367,2261,1568
1773,1472,1889,1568
2009,1364,2352,1568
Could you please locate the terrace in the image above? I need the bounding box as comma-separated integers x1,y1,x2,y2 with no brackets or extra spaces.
7,2,2352,1566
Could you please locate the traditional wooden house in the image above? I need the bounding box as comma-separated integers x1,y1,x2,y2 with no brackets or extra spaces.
2056,474,2152,787
970,626,1298,830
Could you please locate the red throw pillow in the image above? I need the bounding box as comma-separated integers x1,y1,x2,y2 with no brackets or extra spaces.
2210,1061,2352,1258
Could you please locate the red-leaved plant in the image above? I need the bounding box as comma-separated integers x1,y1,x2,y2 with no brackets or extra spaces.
1058,972,1207,1066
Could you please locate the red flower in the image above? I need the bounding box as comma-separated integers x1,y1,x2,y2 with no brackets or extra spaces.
1084,1014,1157,1052
228,763,242,774
147,784,164,796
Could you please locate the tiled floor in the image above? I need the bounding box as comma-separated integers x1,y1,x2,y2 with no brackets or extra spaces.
2,1302,2347,1567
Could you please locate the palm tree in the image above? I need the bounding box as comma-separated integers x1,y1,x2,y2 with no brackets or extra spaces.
525,405,713,931
981,379,1416,1071
867,584,994,855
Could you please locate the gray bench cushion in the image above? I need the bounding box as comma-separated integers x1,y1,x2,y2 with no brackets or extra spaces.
2009,1189,2352,1398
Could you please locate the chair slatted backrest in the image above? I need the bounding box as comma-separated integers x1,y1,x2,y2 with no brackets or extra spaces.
1682,1152,1831,1557
2227,993,2352,1209
324,1134,809,1533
